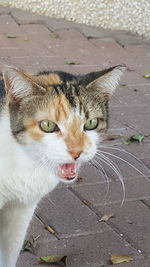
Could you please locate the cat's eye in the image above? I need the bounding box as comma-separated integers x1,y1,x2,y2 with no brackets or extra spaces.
39,120,58,133
84,118,99,131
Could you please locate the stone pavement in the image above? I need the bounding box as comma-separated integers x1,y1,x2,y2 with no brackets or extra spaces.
0,5,150,267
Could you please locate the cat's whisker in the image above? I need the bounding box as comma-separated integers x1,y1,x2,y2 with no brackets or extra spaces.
30,157,49,181
98,144,150,172
95,152,125,206
96,150,150,182
90,158,110,201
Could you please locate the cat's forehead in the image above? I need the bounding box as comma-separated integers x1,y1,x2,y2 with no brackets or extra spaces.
33,92,85,123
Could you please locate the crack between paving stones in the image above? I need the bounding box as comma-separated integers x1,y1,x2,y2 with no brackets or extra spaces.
34,213,60,240
68,187,145,257
140,199,150,209
9,12,20,26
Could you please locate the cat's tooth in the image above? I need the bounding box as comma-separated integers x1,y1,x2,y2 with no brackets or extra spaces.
61,169,65,174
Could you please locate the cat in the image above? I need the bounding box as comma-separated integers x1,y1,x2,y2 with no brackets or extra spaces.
0,65,124,267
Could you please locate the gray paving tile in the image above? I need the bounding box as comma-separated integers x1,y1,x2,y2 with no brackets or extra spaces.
97,201,150,255
17,232,143,267
35,188,110,239
73,176,150,207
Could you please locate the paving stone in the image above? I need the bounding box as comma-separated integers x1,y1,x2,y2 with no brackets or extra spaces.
104,258,150,267
55,28,85,40
90,38,131,65
123,142,150,160
77,24,126,39
17,252,46,267
73,176,150,207
120,71,150,87
97,200,150,255
44,17,77,31
0,14,19,30
35,188,111,239
115,34,146,46
110,105,150,133
0,5,12,14
125,44,150,57
11,8,46,25
27,214,57,242
17,231,142,267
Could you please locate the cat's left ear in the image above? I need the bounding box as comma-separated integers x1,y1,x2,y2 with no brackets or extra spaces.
86,65,125,100
3,66,46,101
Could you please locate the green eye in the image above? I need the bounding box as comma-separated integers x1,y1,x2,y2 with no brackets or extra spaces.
84,118,99,131
40,120,58,133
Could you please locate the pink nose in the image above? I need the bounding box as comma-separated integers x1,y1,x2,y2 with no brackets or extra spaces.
68,150,82,160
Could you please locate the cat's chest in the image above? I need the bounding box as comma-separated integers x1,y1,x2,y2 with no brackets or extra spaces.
0,154,58,205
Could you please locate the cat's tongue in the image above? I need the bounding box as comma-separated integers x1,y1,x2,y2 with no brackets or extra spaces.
57,163,76,180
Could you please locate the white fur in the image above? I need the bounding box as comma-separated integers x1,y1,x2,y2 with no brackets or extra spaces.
0,110,98,267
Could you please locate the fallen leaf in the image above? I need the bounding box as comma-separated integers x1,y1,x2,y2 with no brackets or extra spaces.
82,199,89,205
130,134,145,144
110,254,133,264
121,84,127,86
45,225,56,235
23,36,28,41
6,34,17,38
99,213,114,222
64,61,78,65
76,176,83,184
122,134,145,145
49,33,58,38
104,134,123,141
38,255,67,265
143,74,150,78
22,235,40,253
122,140,131,145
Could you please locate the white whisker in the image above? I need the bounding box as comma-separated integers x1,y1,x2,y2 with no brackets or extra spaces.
97,150,150,182
91,158,110,200
99,145,150,172
95,152,125,206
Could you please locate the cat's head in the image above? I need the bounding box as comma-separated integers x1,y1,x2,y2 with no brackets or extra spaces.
3,65,124,183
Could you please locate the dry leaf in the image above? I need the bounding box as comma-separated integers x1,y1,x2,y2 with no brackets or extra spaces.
82,199,89,205
64,61,79,65
23,36,28,41
110,254,133,264
49,33,58,38
45,225,56,235
99,213,114,222
38,255,67,265
76,176,83,184
22,235,40,253
6,34,17,38
122,134,145,145
143,74,150,78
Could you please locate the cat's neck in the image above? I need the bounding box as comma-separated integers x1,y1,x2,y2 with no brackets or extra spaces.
0,114,59,206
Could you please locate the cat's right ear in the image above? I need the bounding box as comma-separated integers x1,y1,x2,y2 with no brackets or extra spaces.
3,66,45,101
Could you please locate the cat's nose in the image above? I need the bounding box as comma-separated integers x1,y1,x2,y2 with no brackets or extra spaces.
68,150,82,160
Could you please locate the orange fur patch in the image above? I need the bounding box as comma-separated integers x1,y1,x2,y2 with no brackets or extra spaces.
54,94,71,122
64,117,91,155
24,119,44,141
37,73,62,86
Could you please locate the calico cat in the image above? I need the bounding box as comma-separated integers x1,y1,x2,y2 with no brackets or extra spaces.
0,65,124,267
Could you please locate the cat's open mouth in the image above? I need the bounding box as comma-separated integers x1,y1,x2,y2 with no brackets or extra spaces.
56,163,77,180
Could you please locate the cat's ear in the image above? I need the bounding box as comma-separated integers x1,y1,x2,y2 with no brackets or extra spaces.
85,65,125,100
3,66,45,101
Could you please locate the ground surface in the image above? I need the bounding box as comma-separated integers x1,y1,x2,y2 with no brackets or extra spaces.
0,6,150,267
